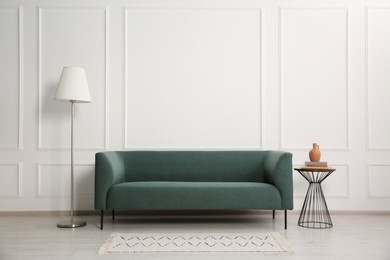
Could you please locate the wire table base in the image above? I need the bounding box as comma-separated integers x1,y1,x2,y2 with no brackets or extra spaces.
295,168,336,229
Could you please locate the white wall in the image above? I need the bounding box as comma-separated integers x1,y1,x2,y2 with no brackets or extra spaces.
1,0,390,211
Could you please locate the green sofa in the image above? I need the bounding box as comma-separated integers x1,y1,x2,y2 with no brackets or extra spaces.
95,151,293,229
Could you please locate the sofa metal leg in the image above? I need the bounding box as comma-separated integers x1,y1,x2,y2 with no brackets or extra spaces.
272,210,275,219
284,210,287,230
100,210,104,230
112,210,115,221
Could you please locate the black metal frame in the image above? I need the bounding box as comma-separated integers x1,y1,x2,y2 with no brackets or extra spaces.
296,168,335,229
100,209,287,230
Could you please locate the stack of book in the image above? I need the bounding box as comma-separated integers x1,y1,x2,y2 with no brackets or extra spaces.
303,161,329,168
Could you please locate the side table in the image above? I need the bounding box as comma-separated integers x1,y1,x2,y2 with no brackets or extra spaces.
294,167,336,229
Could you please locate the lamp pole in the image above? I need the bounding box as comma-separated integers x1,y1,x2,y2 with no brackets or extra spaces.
70,100,75,224
56,101,86,228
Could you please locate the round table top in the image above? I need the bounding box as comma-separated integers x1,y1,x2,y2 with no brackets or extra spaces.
294,167,336,172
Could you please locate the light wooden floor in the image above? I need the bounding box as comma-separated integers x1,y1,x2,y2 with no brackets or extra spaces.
0,211,389,260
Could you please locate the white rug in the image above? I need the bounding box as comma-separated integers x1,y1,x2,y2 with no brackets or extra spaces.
99,232,293,254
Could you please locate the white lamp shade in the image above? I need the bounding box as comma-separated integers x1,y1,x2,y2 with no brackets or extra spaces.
55,67,91,103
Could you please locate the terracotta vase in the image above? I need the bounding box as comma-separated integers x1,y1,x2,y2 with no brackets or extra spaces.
309,143,321,162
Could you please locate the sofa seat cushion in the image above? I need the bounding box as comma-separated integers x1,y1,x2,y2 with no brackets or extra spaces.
107,181,282,210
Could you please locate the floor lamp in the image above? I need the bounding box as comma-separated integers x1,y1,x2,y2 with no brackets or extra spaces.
55,67,91,228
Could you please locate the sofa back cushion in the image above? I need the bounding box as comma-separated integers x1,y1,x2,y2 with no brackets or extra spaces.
118,151,268,182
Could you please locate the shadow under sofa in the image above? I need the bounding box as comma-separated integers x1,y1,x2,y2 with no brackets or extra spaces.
94,151,293,230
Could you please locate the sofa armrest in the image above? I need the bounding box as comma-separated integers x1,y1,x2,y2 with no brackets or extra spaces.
263,151,293,209
94,152,125,210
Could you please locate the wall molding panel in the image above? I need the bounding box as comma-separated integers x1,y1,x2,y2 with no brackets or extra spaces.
0,6,23,151
0,0,389,211
0,164,22,199
293,163,350,199
37,6,109,151
365,7,390,151
279,8,349,151
366,164,390,199
321,164,350,199
123,7,263,150
37,163,94,199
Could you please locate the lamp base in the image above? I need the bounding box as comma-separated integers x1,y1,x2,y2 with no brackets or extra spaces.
57,220,87,228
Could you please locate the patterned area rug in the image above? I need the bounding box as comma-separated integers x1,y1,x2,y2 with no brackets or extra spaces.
99,232,293,254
